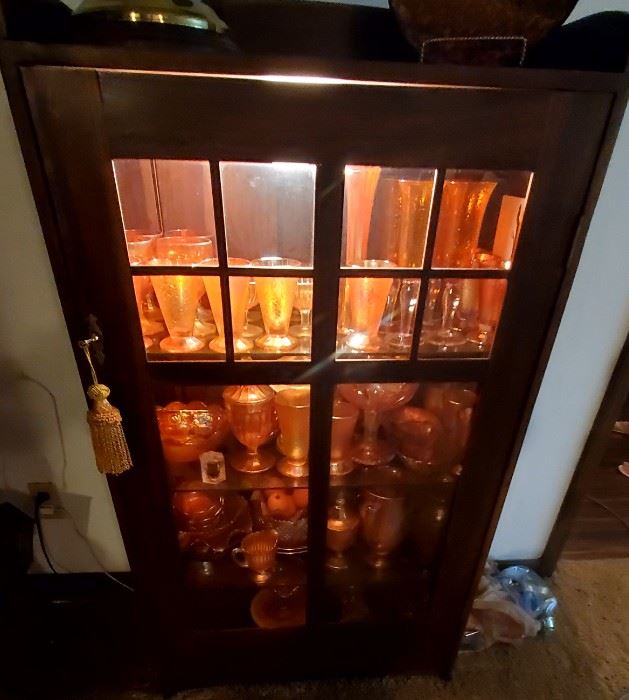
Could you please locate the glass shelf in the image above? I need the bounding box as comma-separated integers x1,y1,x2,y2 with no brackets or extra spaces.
329,463,460,491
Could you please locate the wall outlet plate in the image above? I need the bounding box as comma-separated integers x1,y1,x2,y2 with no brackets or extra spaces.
27,482,65,519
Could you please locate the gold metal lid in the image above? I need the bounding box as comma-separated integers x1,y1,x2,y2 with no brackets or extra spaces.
74,0,228,32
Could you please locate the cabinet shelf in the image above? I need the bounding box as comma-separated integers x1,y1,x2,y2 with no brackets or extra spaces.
184,555,307,591
146,346,312,364
172,463,309,492
170,460,457,493
330,464,459,491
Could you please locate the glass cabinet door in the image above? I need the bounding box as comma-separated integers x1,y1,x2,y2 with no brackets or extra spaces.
322,163,532,624
323,381,476,623
113,156,533,631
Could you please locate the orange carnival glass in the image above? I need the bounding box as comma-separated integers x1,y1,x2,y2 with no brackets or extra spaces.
223,385,276,473
330,401,359,477
275,386,311,478
339,383,418,466
345,260,397,352
432,179,497,268
203,257,253,354
252,257,301,352
151,236,214,353
125,231,163,349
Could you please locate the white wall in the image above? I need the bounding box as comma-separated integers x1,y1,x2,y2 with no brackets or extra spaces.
0,75,129,572
0,0,626,571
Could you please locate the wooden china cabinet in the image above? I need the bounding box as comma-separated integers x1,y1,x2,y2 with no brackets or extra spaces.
1,4,627,688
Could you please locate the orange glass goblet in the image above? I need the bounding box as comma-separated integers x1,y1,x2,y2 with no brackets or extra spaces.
203,257,253,354
345,260,396,352
326,491,360,570
125,232,163,349
151,236,213,353
339,383,418,466
252,257,301,352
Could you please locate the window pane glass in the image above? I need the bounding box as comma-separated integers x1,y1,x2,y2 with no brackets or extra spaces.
418,278,508,357
237,274,313,362
113,158,218,258
325,382,478,623
342,166,436,268
220,162,316,267
153,383,310,630
337,277,420,360
135,272,314,362
432,169,533,269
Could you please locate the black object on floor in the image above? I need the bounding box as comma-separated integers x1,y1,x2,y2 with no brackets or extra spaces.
0,573,155,700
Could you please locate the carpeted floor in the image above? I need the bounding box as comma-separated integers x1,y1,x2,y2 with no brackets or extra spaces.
85,557,629,700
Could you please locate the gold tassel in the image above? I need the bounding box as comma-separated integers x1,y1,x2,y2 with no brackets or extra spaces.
79,336,132,475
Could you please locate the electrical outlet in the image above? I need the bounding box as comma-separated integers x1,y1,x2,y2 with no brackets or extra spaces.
27,482,65,519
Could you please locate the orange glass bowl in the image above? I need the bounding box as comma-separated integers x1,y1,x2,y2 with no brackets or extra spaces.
156,401,229,464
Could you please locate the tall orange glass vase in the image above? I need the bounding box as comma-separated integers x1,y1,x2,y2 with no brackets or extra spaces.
340,166,381,336
428,179,496,348
344,166,381,265
381,177,434,267
432,180,496,268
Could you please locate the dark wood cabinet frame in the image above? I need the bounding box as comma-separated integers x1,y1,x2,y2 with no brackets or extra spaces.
1,34,627,688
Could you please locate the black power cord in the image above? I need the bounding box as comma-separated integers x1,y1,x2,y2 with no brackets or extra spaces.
34,491,58,574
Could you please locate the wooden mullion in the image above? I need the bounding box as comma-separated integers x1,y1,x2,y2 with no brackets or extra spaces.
410,169,445,360
209,161,234,363
146,357,489,387
305,162,345,625
130,265,307,277
427,268,509,279
337,267,508,279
